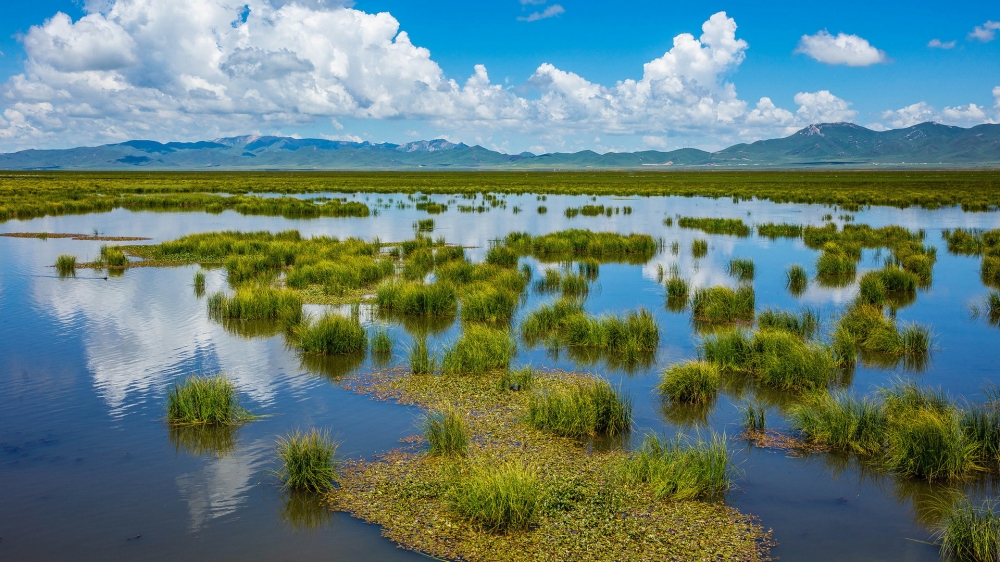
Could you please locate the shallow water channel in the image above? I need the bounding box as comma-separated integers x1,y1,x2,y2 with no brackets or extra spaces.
2,192,1000,561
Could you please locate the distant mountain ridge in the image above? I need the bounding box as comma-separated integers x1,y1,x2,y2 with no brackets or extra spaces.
3,122,999,170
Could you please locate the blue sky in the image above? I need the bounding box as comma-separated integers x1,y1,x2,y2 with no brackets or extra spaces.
0,0,997,153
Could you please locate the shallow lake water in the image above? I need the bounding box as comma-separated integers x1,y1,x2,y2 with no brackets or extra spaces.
2,192,1000,561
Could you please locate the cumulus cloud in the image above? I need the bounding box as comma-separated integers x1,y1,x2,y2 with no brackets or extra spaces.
0,4,861,151
796,30,886,66
881,102,936,128
518,4,564,22
877,96,999,129
927,39,956,49
969,21,1000,42
994,86,1000,108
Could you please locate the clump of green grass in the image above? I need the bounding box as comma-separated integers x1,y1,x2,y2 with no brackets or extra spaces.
982,256,1000,288
460,285,519,322
789,392,888,454
441,324,516,374
497,366,536,392
275,429,339,492
370,327,393,355
833,304,931,362
207,286,302,322
786,264,808,296
449,459,540,532
658,361,720,405
521,300,659,355
424,407,469,456
701,329,838,391
971,291,1000,326
741,403,767,432
691,239,709,258
414,218,435,232
665,275,689,309
100,244,129,268
618,433,731,501
757,307,819,339
485,245,519,268
409,337,437,375
376,280,458,316
757,223,803,239
298,314,367,355
55,254,76,276
690,285,755,325
677,217,751,237
527,379,632,437
815,242,858,279
504,230,657,263
166,374,254,425
727,258,755,282
939,499,1000,562
193,271,206,296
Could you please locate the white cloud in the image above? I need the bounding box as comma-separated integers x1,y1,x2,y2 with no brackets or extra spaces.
969,21,1000,42
927,39,956,49
940,103,989,125
795,30,886,66
519,4,564,21
994,86,1000,108
793,90,858,123
642,135,668,148
0,5,858,151
881,101,936,128
876,96,999,129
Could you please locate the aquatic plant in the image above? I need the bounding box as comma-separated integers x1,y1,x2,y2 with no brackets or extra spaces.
55,254,76,276
460,285,519,322
833,304,931,362
408,337,437,375
757,223,803,239
370,327,393,355
677,217,751,237
789,392,888,455
691,239,709,258
100,244,129,268
207,286,302,322
298,314,367,355
741,403,767,432
497,366,536,392
658,361,720,405
727,258,755,282
485,245,519,268
275,429,339,492
701,329,838,391
440,324,516,374
786,264,808,296
166,374,254,425
617,433,731,501
424,407,469,456
690,285,755,325
521,300,659,355
503,230,658,263
526,379,632,436
757,307,819,339
665,275,689,306
939,499,1000,562
376,280,458,316
449,459,540,532
193,271,206,295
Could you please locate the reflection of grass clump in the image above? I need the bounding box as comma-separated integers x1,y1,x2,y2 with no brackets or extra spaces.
276,429,339,492
526,380,632,437
166,375,254,425
618,433,731,501
658,361,720,405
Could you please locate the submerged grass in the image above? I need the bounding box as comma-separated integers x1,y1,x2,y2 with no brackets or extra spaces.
276,429,340,493
166,374,254,425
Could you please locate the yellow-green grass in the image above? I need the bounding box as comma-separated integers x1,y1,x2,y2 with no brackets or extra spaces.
526,379,632,437
376,280,458,316
617,433,731,501
193,271,206,296
503,230,658,264
276,429,340,492
441,324,516,375
757,223,803,239
691,239,709,258
425,407,470,456
757,307,819,339
690,285,755,325
166,374,255,425
658,361,720,405
521,300,659,355
833,304,931,363
701,329,838,392
408,337,437,375
297,314,368,355
207,286,303,322
727,257,755,282
460,285,520,322
55,254,76,276
939,499,1000,562
786,264,808,296
677,217,751,237
99,244,129,268
449,459,540,532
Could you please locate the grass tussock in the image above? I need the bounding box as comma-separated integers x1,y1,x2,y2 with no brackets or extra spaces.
100,244,129,268
677,217,751,237
691,239,709,258
193,270,206,295
370,327,393,355
757,223,803,239
833,304,931,364
376,280,458,316
166,374,254,425
298,314,367,355
408,337,437,375
449,459,540,533
690,285,755,325
658,361,720,405
741,403,767,432
441,324,516,375
276,429,340,492
425,407,469,456
786,264,808,296
521,300,659,356
618,433,731,501
55,254,77,276
526,379,632,437
939,499,1000,562
208,286,303,322
460,285,520,322
701,329,838,391
503,230,658,264
497,366,536,392
727,258,755,282
757,307,819,339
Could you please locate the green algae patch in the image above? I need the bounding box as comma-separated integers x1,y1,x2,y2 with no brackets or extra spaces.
330,368,771,561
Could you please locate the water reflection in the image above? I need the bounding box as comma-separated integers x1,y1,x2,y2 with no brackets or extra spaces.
175,437,268,532
280,490,333,532
169,423,242,458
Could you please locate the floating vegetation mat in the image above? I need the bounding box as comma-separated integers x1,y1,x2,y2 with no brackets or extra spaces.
331,367,771,561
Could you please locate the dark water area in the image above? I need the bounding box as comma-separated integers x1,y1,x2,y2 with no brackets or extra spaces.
2,193,1000,561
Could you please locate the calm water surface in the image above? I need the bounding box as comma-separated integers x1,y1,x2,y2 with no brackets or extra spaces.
2,193,1000,561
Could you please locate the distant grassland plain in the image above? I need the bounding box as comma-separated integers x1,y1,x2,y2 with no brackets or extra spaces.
2,170,1000,222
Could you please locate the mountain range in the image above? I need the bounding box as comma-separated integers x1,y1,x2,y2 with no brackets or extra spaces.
2,122,999,170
